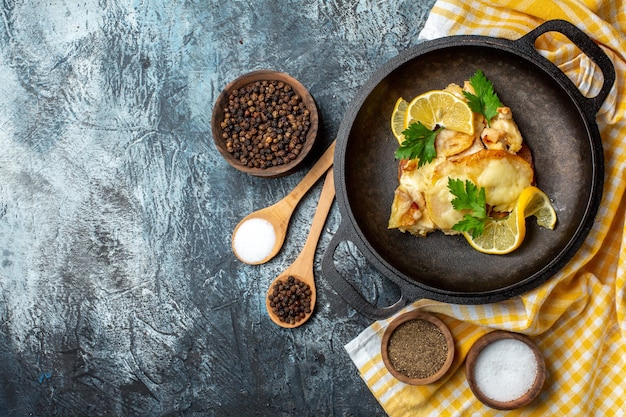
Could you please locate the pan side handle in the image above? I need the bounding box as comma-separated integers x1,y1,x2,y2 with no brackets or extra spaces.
516,19,616,117
321,220,415,320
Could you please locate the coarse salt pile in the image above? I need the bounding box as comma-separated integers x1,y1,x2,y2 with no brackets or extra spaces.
473,338,538,403
232,218,276,264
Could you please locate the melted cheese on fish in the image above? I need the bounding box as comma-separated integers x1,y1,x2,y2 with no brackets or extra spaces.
463,150,534,212
388,84,532,237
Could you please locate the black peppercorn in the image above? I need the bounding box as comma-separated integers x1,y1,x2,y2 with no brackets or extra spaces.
220,80,310,170
268,275,312,324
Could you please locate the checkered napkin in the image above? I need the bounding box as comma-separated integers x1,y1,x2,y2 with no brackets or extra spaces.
345,1,626,415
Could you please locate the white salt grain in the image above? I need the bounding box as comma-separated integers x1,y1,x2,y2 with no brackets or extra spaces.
474,338,538,403
232,218,276,263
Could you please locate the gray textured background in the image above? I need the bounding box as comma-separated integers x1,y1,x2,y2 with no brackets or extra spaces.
0,1,435,415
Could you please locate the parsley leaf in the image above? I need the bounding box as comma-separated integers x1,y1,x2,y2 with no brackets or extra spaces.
448,178,487,218
463,69,503,126
453,214,486,238
448,178,489,238
394,122,441,167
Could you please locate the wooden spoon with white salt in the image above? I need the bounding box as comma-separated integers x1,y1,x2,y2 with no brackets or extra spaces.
231,140,335,265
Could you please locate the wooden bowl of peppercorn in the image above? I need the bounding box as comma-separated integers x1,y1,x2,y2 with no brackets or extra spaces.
381,309,455,385
212,70,319,178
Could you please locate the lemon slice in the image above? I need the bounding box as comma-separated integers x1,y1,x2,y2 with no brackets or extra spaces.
404,90,474,135
463,186,557,255
391,97,409,144
463,207,525,255
518,186,557,229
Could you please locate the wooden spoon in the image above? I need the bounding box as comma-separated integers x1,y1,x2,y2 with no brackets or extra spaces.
266,168,335,328
232,141,335,265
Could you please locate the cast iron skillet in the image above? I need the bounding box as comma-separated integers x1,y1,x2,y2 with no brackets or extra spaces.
322,20,615,319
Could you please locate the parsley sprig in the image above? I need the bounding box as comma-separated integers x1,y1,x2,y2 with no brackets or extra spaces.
448,178,490,238
395,69,501,165
394,122,442,167
463,70,503,126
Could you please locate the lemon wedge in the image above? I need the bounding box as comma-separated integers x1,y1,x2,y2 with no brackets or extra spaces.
404,90,474,135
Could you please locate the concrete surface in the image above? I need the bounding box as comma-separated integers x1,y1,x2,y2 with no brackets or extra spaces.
0,1,435,415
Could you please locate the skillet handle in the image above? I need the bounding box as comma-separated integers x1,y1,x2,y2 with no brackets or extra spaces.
516,19,616,116
321,220,414,320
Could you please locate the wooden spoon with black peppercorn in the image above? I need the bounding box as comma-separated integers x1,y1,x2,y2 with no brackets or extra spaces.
266,168,335,328
232,141,336,265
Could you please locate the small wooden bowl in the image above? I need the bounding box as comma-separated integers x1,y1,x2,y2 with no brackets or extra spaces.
211,70,319,178
466,330,546,410
381,310,455,385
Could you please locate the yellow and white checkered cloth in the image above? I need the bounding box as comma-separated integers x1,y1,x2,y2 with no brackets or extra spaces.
345,1,626,415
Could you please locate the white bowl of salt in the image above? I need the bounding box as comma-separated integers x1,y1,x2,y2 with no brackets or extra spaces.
466,330,546,410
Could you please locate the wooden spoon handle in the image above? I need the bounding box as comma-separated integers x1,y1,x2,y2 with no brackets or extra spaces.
291,168,335,273
278,140,335,211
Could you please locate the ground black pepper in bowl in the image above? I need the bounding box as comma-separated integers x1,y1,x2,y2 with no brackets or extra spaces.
381,310,455,385
212,70,319,178
268,275,312,325
387,319,448,379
